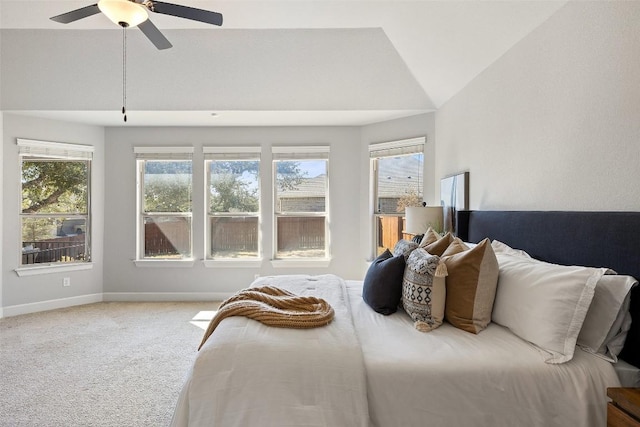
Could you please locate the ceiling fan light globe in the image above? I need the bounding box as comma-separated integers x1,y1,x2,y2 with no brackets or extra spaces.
98,0,149,28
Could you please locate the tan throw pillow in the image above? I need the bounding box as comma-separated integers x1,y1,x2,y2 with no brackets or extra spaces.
418,227,441,247
402,248,446,332
441,238,470,257
422,232,454,256
443,238,499,334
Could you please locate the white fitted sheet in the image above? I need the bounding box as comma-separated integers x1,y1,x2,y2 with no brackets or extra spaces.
346,280,621,427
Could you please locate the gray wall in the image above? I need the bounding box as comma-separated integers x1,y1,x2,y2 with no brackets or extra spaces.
103,126,365,296
0,112,431,313
1,114,105,311
101,117,433,298
435,1,640,211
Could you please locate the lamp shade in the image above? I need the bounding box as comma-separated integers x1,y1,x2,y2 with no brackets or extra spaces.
98,0,149,27
405,206,444,235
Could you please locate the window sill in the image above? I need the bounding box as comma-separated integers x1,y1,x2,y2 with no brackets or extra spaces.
270,259,331,268
15,262,94,277
203,259,263,268
133,259,195,268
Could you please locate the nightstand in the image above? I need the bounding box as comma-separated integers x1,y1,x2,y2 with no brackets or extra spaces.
607,388,640,427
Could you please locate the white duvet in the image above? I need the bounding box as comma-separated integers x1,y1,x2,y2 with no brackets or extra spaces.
171,275,369,427
345,280,620,427
172,275,620,427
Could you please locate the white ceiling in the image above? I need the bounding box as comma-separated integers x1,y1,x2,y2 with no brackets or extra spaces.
0,0,568,126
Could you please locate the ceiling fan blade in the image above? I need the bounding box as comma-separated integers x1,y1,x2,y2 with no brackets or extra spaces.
50,4,101,24
151,1,223,26
138,19,173,50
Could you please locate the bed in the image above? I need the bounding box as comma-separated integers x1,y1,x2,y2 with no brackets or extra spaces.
171,210,640,427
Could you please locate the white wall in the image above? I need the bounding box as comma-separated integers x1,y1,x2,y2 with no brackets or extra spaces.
2,114,105,312
0,21,3,317
435,1,640,211
103,126,368,297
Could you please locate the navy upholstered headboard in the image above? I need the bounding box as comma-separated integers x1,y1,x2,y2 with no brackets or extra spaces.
456,210,640,368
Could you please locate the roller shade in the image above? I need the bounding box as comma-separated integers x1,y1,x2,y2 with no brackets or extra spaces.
369,137,425,158
134,146,193,160
272,146,329,160
17,138,94,160
203,146,261,160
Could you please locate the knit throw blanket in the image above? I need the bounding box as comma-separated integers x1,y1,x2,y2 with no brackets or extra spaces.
198,285,335,350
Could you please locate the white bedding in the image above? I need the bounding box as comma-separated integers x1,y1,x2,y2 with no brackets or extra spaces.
171,274,621,427
171,275,369,427
346,280,621,427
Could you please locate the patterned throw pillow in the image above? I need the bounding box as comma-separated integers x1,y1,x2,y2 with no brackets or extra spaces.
402,248,446,332
393,239,419,261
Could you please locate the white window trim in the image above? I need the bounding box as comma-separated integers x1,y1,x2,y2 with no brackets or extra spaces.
369,136,426,260
272,147,330,261
135,147,194,261
15,262,94,277
17,138,93,270
204,148,262,261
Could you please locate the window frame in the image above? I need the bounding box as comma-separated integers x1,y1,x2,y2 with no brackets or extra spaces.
134,146,194,265
369,137,425,259
203,146,262,264
272,146,330,262
16,138,94,274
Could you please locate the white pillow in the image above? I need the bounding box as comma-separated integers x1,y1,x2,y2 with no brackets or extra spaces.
493,253,606,364
491,240,531,259
491,240,637,361
578,274,637,362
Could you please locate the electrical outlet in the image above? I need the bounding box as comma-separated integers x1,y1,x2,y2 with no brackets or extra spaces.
63,277,71,287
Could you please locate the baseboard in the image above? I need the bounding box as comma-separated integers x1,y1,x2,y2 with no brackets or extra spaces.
1,292,231,318
103,292,232,302
3,293,103,317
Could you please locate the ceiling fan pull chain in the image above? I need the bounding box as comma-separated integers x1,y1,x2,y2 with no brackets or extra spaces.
122,26,127,123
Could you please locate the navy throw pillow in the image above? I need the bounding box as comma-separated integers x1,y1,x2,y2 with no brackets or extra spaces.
362,249,406,315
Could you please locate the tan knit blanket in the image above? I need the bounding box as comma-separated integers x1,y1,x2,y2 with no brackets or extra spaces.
198,285,335,350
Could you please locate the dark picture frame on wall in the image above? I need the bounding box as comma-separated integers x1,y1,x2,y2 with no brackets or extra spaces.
440,171,469,234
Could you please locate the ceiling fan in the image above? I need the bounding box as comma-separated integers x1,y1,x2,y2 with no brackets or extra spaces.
50,0,223,50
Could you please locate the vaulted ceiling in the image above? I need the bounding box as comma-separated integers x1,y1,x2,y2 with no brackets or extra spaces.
0,0,567,126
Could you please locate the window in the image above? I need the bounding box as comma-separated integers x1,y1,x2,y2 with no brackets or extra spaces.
370,137,425,257
204,147,261,260
18,138,93,266
135,147,193,260
273,146,329,259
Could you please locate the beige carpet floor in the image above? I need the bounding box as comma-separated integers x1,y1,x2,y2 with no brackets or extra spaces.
0,301,220,427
